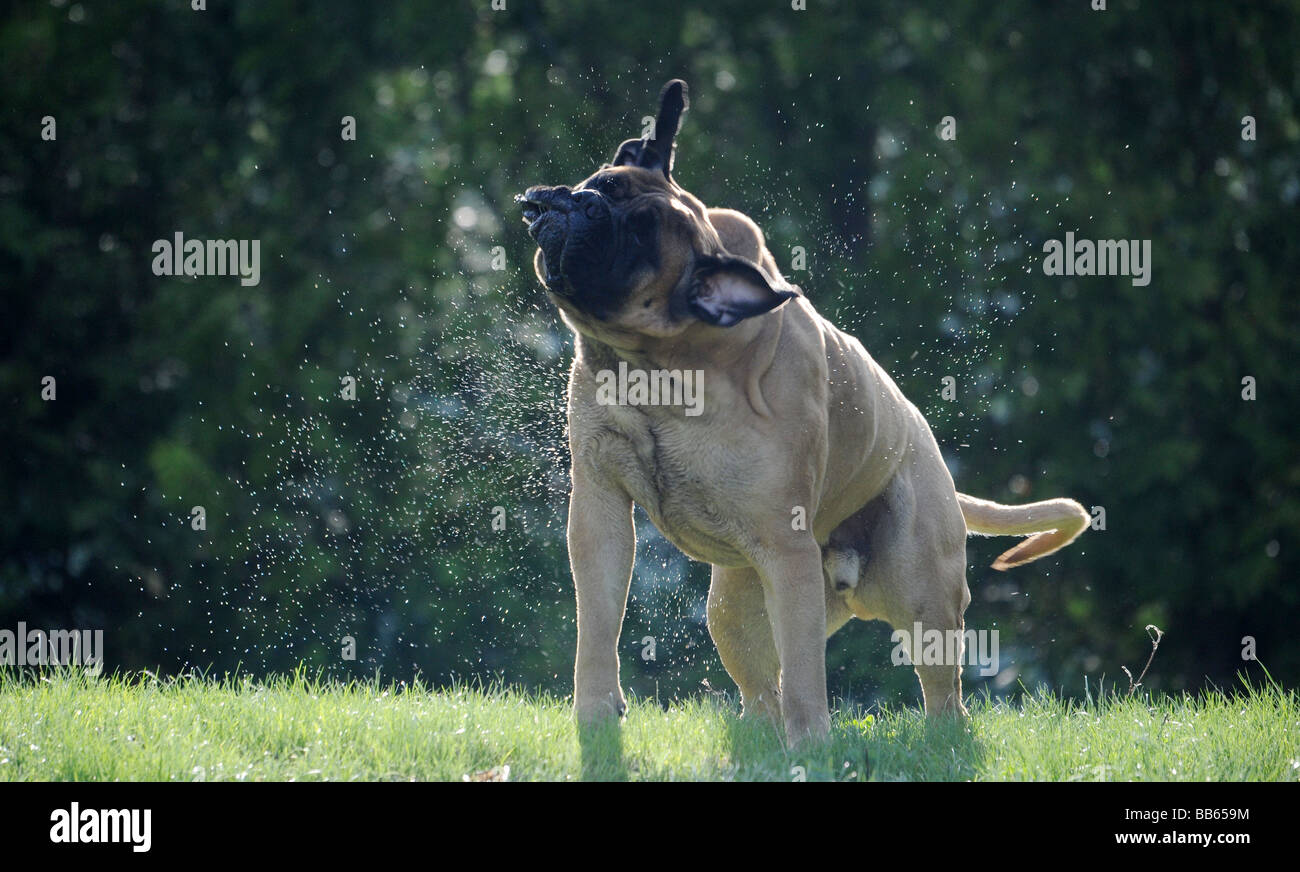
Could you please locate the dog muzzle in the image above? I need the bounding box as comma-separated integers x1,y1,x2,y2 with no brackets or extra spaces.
517,186,613,295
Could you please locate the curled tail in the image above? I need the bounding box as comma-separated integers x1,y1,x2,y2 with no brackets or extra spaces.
957,492,1089,571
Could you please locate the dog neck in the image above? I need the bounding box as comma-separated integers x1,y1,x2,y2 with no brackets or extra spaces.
575,309,775,368
572,304,789,420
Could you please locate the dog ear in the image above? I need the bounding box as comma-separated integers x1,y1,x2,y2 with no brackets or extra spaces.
687,254,799,327
611,79,689,181
611,137,646,168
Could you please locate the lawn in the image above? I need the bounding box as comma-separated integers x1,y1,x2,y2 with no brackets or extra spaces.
0,671,1295,781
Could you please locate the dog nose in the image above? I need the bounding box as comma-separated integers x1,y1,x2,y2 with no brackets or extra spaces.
519,185,575,214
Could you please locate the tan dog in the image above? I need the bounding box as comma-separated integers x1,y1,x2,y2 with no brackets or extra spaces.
518,80,1089,745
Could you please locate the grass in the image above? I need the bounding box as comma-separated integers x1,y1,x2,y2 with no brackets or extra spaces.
0,670,1296,781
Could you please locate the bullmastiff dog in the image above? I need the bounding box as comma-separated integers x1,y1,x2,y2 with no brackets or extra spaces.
517,80,1089,746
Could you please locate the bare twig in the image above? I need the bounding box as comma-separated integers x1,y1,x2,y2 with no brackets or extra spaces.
1123,624,1164,698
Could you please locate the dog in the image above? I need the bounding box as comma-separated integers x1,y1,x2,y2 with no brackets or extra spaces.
517,80,1089,745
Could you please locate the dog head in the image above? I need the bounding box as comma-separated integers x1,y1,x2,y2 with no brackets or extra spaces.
517,79,798,343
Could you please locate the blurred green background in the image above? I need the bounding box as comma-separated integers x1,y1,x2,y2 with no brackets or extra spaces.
2,0,1296,707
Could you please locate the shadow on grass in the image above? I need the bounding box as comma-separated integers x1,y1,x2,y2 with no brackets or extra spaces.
576,718,629,781
724,702,985,781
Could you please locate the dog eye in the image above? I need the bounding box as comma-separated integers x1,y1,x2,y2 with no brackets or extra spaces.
598,176,622,196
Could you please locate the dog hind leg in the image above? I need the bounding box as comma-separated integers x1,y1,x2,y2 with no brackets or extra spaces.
911,623,971,717
900,557,972,718
707,564,783,727
877,455,972,718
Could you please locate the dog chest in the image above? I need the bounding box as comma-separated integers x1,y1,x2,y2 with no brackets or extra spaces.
573,403,758,566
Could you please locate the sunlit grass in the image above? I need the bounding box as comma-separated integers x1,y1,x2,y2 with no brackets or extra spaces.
0,669,1295,781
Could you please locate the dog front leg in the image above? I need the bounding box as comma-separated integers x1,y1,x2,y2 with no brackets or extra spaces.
568,464,636,725
753,538,831,746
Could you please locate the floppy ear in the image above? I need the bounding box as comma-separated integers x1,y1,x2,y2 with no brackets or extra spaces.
611,79,689,181
687,255,799,327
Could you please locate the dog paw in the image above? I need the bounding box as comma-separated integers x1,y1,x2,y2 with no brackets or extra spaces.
575,691,628,724
739,689,783,728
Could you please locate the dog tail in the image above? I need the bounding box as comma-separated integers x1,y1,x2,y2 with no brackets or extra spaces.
956,492,1090,571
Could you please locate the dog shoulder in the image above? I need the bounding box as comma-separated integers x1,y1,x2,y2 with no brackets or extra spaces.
564,354,654,483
